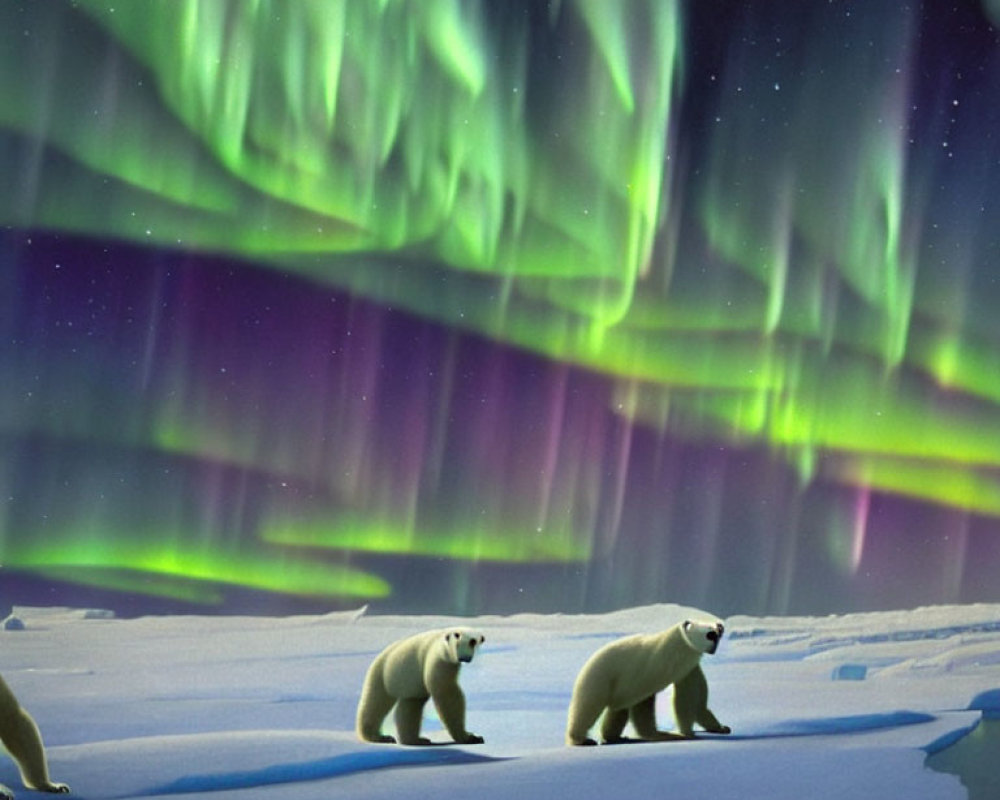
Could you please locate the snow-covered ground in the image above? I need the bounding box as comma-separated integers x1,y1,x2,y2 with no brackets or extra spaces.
2,602,998,799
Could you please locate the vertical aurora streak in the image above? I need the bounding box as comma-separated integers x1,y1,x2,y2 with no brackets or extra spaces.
1,1,999,615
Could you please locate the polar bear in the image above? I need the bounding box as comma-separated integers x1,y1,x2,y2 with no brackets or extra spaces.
0,673,70,798
566,619,729,746
356,628,485,745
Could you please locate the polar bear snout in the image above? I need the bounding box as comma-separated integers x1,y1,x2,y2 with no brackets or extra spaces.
705,622,724,654
450,631,485,663
682,619,725,654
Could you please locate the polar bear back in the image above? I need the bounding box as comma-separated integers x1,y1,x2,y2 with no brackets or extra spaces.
379,630,447,699
574,627,703,710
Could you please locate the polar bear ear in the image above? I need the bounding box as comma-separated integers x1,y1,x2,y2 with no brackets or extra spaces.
683,620,692,631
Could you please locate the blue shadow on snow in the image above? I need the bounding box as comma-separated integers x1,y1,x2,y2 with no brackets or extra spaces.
141,747,508,795
726,710,935,741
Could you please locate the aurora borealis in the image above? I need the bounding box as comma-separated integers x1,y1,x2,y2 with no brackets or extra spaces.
2,0,1000,616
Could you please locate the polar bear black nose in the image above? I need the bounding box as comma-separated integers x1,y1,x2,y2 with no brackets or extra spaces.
707,631,718,642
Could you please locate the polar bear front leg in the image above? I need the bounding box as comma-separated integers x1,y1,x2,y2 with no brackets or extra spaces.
430,685,483,744
694,705,730,735
629,694,687,741
673,666,730,737
394,697,431,745
424,665,482,746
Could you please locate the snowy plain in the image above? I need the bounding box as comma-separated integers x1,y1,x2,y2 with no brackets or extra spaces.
1,602,998,800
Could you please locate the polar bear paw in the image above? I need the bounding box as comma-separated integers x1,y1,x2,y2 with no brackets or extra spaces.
0,782,70,799
36,782,70,794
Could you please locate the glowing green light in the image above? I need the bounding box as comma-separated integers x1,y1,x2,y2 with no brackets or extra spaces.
262,514,590,563
3,0,1000,527
616,347,1000,515
828,455,1000,517
6,539,391,603
422,0,488,96
20,567,227,605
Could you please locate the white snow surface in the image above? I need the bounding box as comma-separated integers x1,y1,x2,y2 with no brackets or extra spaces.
2,602,999,799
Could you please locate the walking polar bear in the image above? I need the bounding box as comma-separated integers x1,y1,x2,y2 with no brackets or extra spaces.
566,619,730,746
356,628,486,745
0,673,70,798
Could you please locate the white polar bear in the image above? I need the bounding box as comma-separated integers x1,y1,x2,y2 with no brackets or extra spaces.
356,628,485,745
566,619,730,746
0,673,70,798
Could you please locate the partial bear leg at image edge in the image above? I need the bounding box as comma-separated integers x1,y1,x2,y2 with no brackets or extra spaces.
0,705,70,793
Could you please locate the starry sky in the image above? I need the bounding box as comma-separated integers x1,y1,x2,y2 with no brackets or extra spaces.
2,0,1000,616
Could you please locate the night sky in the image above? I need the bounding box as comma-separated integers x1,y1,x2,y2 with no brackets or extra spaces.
2,1,1000,617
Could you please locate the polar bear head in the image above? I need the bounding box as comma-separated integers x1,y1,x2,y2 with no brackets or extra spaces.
443,629,486,663
680,619,724,655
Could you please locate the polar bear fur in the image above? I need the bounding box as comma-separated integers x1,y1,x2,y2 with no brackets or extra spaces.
566,619,729,746
356,628,485,745
0,673,70,798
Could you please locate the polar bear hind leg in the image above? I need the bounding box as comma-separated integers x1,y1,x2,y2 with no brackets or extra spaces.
672,665,730,737
628,694,658,738
565,691,606,745
356,661,398,744
599,707,629,743
627,694,686,741
394,697,431,745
